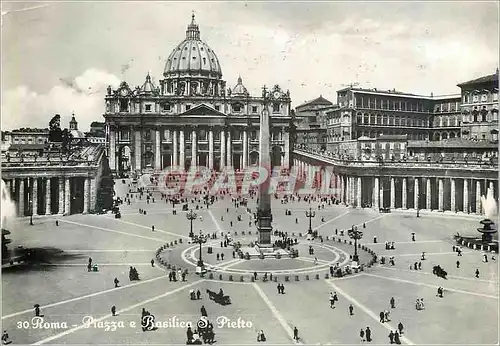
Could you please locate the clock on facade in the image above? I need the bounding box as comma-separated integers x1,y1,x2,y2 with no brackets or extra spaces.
273,91,281,99
120,89,129,97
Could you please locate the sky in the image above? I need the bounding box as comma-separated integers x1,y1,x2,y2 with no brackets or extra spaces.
2,1,499,131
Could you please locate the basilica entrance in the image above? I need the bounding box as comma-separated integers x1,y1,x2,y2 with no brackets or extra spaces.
118,146,131,177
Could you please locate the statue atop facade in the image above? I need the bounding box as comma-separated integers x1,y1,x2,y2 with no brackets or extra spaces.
107,85,112,95
227,87,232,96
262,85,268,99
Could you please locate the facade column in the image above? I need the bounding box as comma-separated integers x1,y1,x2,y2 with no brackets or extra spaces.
173,130,178,166
345,176,350,205
463,179,469,213
45,178,51,215
64,177,70,215
32,178,38,216
390,177,395,209
402,178,407,209
380,179,384,208
191,128,197,168
283,131,290,168
438,178,444,211
109,127,116,172
242,130,248,168
83,178,90,214
220,129,226,169
476,180,481,215
373,177,380,210
340,175,345,203
155,129,161,170
58,178,64,215
426,178,431,210
208,128,214,170
356,177,362,208
226,130,232,167
90,178,97,213
414,178,419,210
179,129,185,170
450,178,456,212
134,129,141,172
18,179,25,216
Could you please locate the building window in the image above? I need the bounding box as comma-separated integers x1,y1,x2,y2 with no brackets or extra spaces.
214,131,220,141
481,94,488,102
383,115,388,125
144,130,151,142
145,104,152,112
163,129,170,141
185,132,191,141
252,106,258,113
473,95,479,103
163,104,171,112
120,129,130,141
233,104,241,112
273,103,280,113
198,129,207,141
215,105,220,111
120,99,128,112
185,105,191,111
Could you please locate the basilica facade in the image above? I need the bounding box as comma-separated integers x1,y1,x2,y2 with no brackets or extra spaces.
104,15,293,176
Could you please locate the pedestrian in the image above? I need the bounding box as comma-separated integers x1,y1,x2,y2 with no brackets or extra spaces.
421,252,425,260
329,292,335,308
87,262,92,272
201,305,207,317
457,247,462,256
349,304,354,316
452,245,456,252
314,257,318,265
111,305,116,316
397,322,404,335
414,262,418,270
475,269,480,278
365,327,372,342
456,260,460,268
254,271,258,280
394,331,401,344
373,236,377,243
196,290,201,300
277,283,281,294
379,311,385,323
388,330,394,344
151,225,155,232
483,254,488,263
34,305,41,317
420,298,425,310
181,271,186,281
384,309,390,322
114,277,119,288
232,251,235,258
151,259,154,267
418,262,422,270
411,233,415,241
390,297,395,308
1,330,11,345
293,327,299,342
437,287,443,298
217,253,220,261
360,329,365,342
221,253,225,260
56,220,59,226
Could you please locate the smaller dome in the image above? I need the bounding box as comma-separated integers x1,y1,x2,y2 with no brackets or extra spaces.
70,129,85,139
141,73,156,94
231,76,249,97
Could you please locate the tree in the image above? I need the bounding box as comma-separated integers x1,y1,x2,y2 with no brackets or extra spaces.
49,114,62,142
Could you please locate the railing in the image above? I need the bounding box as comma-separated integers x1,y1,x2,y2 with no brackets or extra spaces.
294,149,498,169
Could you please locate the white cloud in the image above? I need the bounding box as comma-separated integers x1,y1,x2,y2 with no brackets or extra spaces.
2,69,120,131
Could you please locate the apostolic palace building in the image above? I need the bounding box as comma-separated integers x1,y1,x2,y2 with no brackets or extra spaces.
103,15,293,177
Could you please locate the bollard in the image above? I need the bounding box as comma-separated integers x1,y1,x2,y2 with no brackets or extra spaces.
251,276,255,282
349,241,352,245
167,264,171,269
358,244,361,248
273,276,278,282
219,274,223,280
324,273,329,279
240,276,244,282
285,276,290,282
305,275,309,280
338,238,341,242
345,240,347,243
170,241,174,247
179,239,183,244
229,275,233,281
295,275,299,281
315,274,320,280
209,273,214,279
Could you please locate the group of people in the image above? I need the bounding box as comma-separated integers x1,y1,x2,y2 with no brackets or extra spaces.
385,241,396,250
129,266,140,281
168,268,187,282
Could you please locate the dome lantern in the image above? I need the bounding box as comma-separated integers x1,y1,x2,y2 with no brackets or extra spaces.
186,12,200,40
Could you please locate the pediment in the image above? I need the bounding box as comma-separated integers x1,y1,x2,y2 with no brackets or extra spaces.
179,104,226,116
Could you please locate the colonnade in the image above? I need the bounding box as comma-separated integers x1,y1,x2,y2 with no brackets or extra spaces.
2,176,95,217
292,158,497,215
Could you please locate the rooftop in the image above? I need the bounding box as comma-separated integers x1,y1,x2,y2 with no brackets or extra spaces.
296,95,333,109
457,71,499,87
407,139,498,149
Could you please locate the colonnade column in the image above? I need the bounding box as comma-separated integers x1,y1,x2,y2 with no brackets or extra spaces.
390,177,395,209
155,129,161,170
402,178,407,209
220,129,226,169
414,178,419,209
32,178,38,216
426,178,432,210
191,128,197,168
242,130,248,168
208,128,214,170
226,131,232,167
18,179,25,216
476,181,481,215
109,128,116,172
58,178,64,215
346,176,351,205
373,177,380,210
90,178,97,213
283,131,290,168
438,178,444,212
134,129,141,172
83,178,90,214
45,178,51,215
450,179,456,212
356,177,362,208
64,177,70,215
173,130,178,167
380,180,384,209
340,176,345,203
463,180,469,213
179,129,185,170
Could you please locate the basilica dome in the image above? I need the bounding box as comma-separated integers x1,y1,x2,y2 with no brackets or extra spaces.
164,14,222,78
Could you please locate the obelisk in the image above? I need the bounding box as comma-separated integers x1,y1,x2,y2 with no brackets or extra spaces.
256,86,273,247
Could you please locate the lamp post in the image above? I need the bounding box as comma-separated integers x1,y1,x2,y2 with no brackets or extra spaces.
186,209,197,238
305,207,316,234
29,198,34,226
348,226,363,262
193,230,208,268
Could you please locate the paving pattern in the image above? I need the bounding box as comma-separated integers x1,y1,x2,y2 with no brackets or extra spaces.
1,179,498,344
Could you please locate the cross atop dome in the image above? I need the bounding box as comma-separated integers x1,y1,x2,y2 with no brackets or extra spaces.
186,11,200,40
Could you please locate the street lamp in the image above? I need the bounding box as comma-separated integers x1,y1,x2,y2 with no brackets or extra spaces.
29,198,33,226
348,226,363,262
186,209,197,238
305,207,316,234
192,230,208,268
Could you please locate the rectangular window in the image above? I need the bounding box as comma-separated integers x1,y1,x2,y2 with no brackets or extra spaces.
120,99,128,112
233,104,241,112
145,104,152,112
252,106,258,113
185,105,191,111
215,105,220,111
163,104,171,112
481,94,488,102
272,103,280,113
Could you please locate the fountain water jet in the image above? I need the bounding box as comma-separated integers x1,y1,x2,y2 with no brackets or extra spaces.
477,186,498,244
1,179,17,229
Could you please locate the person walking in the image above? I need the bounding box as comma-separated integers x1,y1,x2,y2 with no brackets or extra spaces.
379,311,385,323
365,327,372,342
151,259,154,267
111,305,116,316
329,292,335,308
388,331,394,344
200,305,207,317
390,297,395,308
397,322,404,335
394,331,401,344
151,225,155,232
293,327,299,342
114,278,119,288
456,260,460,268
349,304,354,316
360,329,365,342
475,269,480,278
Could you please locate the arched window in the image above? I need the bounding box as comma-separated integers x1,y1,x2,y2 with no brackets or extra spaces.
363,113,369,124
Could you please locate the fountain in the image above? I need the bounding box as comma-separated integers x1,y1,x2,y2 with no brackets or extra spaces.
478,186,498,244
2,179,17,264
